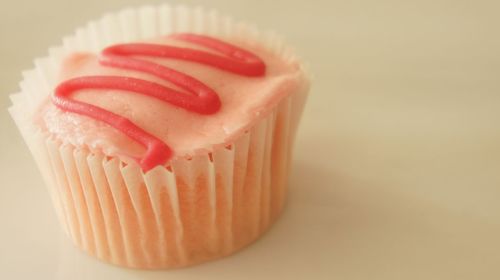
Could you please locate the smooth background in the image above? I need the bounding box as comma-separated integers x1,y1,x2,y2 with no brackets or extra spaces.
1,0,500,279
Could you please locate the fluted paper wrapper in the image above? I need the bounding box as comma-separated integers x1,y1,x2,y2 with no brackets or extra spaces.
8,5,309,269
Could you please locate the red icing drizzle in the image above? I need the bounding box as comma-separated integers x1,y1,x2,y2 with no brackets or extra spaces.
52,33,266,171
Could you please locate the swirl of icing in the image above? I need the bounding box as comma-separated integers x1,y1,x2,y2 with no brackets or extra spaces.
52,33,266,171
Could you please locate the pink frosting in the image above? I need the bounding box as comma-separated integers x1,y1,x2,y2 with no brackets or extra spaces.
36,35,306,164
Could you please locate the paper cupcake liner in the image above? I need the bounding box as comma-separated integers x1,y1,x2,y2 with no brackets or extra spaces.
8,4,309,269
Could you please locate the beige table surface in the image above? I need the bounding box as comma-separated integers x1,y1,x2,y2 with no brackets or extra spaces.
1,0,500,279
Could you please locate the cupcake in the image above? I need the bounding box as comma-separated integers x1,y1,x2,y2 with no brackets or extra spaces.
9,5,309,269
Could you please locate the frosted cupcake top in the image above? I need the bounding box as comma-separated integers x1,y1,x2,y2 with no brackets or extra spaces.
36,33,306,170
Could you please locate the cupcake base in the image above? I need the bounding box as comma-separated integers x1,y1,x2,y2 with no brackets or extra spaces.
31,95,297,268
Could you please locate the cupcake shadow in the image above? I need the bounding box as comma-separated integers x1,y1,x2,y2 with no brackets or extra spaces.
53,156,378,279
